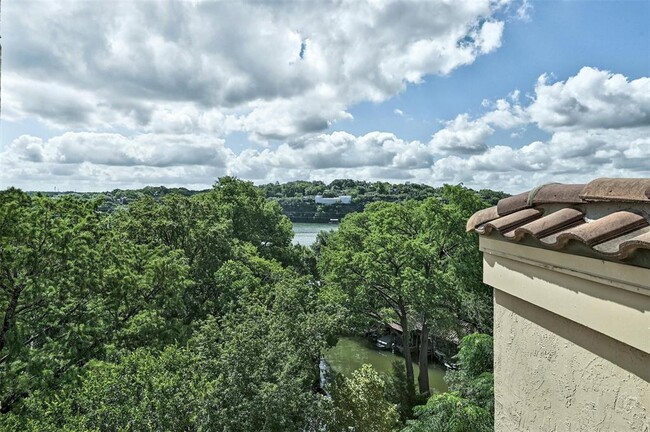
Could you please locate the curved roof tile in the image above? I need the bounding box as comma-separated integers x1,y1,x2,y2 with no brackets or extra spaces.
467,178,650,266
503,208,584,241
580,178,650,202
478,208,543,235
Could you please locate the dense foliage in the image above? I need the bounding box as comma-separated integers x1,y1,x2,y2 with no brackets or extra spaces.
405,333,494,432
318,185,492,396
330,364,400,432
34,180,508,222
3,178,498,431
0,179,340,431
261,180,508,223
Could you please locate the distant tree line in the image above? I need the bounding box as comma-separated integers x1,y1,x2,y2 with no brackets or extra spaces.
262,180,508,222
31,180,508,222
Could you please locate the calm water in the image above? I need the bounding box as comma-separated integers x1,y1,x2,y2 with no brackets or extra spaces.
324,337,448,392
292,222,338,246
296,224,448,392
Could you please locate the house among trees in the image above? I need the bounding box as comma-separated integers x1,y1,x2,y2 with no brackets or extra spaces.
467,178,650,431
314,194,352,205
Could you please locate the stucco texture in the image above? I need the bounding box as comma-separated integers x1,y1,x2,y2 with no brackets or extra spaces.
494,290,650,432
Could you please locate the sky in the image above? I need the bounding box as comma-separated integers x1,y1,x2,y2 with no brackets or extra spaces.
1,0,649,192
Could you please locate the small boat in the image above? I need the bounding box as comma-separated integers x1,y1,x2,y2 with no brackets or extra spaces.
375,334,394,350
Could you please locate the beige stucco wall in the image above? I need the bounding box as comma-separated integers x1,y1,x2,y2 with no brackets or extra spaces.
494,290,650,431
481,238,650,431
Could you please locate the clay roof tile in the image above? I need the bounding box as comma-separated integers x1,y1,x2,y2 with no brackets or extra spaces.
543,211,648,247
466,206,499,232
503,208,584,241
466,178,650,266
593,226,650,257
496,191,530,216
580,178,650,202
532,184,586,204
478,208,543,235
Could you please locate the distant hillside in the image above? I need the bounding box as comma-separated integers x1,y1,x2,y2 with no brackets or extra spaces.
29,179,509,221
259,180,509,223
29,186,209,213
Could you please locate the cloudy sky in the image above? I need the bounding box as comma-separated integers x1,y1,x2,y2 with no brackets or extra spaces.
1,0,649,192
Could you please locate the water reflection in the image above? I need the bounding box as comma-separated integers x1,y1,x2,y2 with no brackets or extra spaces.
323,337,448,392
292,222,338,246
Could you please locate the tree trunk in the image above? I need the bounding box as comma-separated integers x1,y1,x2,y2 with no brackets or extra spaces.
0,285,23,353
398,302,415,394
418,320,430,395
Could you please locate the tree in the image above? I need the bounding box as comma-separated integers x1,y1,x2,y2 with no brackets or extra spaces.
330,364,399,432
319,204,417,391
402,392,492,432
2,347,205,432
384,361,421,423
0,189,191,415
444,333,494,415
319,185,487,396
211,176,293,263
403,333,495,432
1,190,341,430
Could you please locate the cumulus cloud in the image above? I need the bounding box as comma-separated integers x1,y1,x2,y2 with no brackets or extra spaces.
427,67,650,190
429,114,494,155
1,133,234,190
4,0,512,141
431,127,650,189
256,67,648,191
1,6,646,201
228,131,431,181
7,133,233,168
528,67,650,130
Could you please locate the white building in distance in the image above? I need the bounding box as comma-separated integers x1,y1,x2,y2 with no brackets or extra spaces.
315,195,352,205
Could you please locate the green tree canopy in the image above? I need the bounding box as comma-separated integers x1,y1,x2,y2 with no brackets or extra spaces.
319,185,489,395
330,364,399,432
403,392,492,432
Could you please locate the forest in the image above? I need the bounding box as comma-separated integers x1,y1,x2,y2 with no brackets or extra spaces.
1,177,496,431
34,180,508,221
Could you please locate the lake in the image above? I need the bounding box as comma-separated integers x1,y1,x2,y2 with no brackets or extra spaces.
323,337,448,392
292,222,339,246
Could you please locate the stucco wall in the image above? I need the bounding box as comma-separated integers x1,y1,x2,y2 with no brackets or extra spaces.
494,289,650,431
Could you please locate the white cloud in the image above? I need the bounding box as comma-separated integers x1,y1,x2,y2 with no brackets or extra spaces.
3,0,512,141
514,0,532,22
476,21,505,54
1,133,234,190
7,132,233,168
429,114,494,155
2,10,647,201
425,67,650,190
528,67,650,130
431,127,650,190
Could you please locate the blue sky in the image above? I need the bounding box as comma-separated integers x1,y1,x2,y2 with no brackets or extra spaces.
335,1,649,144
1,0,649,192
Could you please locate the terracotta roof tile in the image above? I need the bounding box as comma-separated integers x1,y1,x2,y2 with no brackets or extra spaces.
593,226,650,257
466,206,499,232
478,208,543,234
496,191,530,216
537,222,586,248
580,178,650,202
503,208,584,241
617,230,650,257
532,184,585,205
544,211,648,247
467,178,650,267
